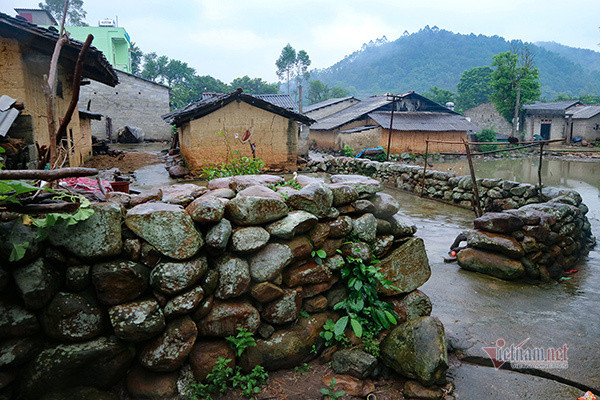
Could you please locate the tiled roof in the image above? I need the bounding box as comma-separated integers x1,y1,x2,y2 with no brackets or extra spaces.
523,101,581,113
369,111,480,132
163,88,315,126
252,94,298,112
566,105,600,119
0,12,118,86
310,96,392,130
303,96,356,113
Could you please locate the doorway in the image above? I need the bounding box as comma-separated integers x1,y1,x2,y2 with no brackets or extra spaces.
540,122,551,140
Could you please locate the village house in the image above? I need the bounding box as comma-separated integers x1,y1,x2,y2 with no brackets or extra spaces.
309,91,479,154
162,88,315,173
566,105,600,142
0,12,118,168
522,100,582,142
463,102,513,139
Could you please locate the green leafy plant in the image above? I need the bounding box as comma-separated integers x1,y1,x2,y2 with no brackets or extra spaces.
232,365,269,398
294,362,312,374
319,318,348,347
201,131,265,180
319,377,346,400
311,249,327,265
477,128,498,152
225,327,257,357
360,328,380,357
188,357,234,400
343,144,354,157
266,178,302,191
299,309,310,318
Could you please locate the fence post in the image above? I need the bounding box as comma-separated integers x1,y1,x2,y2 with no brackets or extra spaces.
463,139,483,217
421,140,429,197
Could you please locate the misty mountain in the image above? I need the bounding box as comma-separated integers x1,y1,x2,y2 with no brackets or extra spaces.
536,41,600,72
311,26,600,100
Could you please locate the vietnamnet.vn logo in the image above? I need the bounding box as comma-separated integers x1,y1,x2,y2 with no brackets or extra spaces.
482,338,569,369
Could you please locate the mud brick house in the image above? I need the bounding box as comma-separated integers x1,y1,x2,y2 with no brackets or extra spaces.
0,12,118,167
566,105,600,142
463,102,513,138
309,91,479,154
162,88,315,172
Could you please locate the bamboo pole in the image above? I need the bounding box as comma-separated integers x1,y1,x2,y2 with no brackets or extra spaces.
538,142,545,199
462,138,483,217
0,167,98,180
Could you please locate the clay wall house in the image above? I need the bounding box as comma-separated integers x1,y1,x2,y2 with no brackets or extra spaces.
463,102,513,138
522,100,582,142
162,88,315,173
566,106,600,142
309,91,478,154
0,12,118,168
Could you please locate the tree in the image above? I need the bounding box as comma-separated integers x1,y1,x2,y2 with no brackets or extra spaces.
424,86,455,105
276,44,297,94
456,66,494,111
490,50,541,124
170,75,231,109
39,0,87,26
130,43,143,76
307,80,349,105
231,76,278,94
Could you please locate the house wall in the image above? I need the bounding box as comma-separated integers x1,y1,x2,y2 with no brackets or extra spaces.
0,37,90,167
524,115,566,144
572,115,600,142
305,98,360,120
179,100,298,172
463,102,512,136
337,127,382,153
384,130,466,154
80,70,171,141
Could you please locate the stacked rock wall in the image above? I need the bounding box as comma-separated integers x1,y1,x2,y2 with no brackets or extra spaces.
0,174,439,399
305,156,594,280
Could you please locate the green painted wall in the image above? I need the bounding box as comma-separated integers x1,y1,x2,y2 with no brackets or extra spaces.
63,26,132,73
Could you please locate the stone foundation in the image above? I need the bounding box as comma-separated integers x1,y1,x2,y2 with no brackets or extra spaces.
0,174,442,399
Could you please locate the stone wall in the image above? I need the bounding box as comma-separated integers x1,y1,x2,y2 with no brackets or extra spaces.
304,155,594,279
80,70,172,141
0,174,444,399
457,199,594,281
463,102,512,137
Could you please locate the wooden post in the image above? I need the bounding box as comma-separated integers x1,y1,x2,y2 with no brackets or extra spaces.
421,140,429,197
537,142,545,199
386,98,396,161
463,138,483,217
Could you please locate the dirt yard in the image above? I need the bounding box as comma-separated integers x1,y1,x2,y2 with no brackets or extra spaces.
84,152,162,173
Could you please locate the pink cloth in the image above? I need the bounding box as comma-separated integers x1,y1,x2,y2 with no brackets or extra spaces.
61,177,113,194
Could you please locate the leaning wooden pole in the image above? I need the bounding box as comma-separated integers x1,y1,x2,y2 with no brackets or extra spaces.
537,142,545,199
463,138,483,217
421,140,429,197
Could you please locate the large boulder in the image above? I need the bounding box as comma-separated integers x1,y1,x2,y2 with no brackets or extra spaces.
380,316,448,386
240,312,334,371
12,258,59,310
473,212,524,234
92,260,149,305
457,248,525,280
328,216,353,238
197,301,260,336
150,256,207,295
265,211,318,240
261,289,302,325
330,175,383,197
249,243,293,282
214,254,251,299
327,184,359,206
0,302,40,338
41,292,104,342
250,282,285,303
229,175,284,192
20,337,134,399
378,238,431,295
160,184,205,206
384,290,432,325
163,285,205,318
466,230,525,258
230,227,270,253
287,183,333,218
225,195,288,225
185,195,225,223
283,261,333,287
48,202,123,260
125,203,202,260
389,212,417,237
189,339,236,381
205,219,232,250
0,219,42,263
139,316,197,372
331,349,377,379
352,213,377,242
370,192,400,218
126,366,179,399
108,299,165,342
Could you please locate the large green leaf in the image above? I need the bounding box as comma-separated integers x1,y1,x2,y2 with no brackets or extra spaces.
334,316,348,336
350,318,363,338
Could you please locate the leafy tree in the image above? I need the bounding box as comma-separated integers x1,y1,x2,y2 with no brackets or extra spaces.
424,86,455,105
276,44,311,95
490,50,541,122
140,52,167,82
231,76,278,94
276,44,297,94
39,0,88,26
170,75,231,109
456,66,494,111
130,43,143,76
307,80,349,105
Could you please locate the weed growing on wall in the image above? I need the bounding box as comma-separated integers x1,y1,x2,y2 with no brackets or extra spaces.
188,327,268,400
201,131,265,180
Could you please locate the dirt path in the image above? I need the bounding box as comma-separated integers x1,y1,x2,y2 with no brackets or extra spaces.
84,152,161,173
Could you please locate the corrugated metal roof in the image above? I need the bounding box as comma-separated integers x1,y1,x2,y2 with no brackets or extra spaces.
339,125,378,133
523,100,581,112
304,97,356,113
252,94,298,112
368,111,480,132
310,96,392,130
566,105,600,119
163,88,315,126
0,12,118,86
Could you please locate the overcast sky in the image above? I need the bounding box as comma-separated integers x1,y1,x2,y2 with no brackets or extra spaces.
3,0,600,83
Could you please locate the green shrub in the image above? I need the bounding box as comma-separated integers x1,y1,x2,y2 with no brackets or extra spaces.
343,144,354,157
477,128,498,152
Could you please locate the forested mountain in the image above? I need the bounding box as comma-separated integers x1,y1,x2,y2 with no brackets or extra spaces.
311,27,600,100
536,41,600,72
